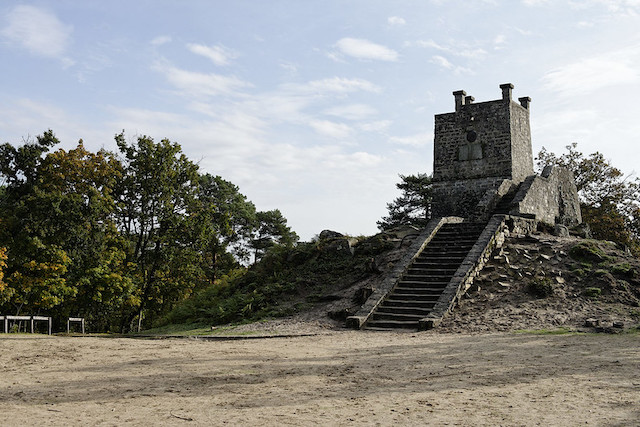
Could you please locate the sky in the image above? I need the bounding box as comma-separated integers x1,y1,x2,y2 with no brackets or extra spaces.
1,0,640,241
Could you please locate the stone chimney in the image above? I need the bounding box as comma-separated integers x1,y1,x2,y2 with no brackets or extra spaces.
500,83,514,101
453,90,466,111
519,96,531,110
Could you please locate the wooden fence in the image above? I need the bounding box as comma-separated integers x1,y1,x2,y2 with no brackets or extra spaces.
1,315,52,335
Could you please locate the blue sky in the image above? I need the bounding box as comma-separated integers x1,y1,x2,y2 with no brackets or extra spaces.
1,1,640,240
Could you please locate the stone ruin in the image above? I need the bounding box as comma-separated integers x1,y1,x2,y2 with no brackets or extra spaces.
432,83,581,227
347,83,583,330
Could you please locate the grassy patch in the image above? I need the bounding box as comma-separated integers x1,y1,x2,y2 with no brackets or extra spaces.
584,287,602,298
569,241,611,264
527,278,555,298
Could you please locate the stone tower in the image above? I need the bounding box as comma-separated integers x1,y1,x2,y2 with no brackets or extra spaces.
431,83,534,218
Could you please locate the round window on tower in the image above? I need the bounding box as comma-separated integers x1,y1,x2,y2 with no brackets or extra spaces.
466,130,477,143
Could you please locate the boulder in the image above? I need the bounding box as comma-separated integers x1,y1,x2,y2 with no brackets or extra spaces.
319,230,344,240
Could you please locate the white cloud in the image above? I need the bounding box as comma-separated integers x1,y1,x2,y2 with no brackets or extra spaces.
323,104,377,120
151,35,172,46
522,0,550,5
388,16,406,26
309,119,353,139
294,77,382,94
493,34,507,49
578,0,640,14
359,120,392,133
333,38,399,62
390,132,433,147
542,56,639,98
1,5,73,63
431,55,454,69
414,39,487,59
429,55,473,75
187,43,237,66
154,62,252,97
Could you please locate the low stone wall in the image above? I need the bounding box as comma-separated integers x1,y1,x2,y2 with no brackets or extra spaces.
432,177,505,218
513,165,581,226
345,216,464,329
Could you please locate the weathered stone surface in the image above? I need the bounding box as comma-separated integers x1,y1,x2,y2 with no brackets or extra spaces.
513,166,582,226
554,224,569,237
319,230,343,240
432,84,533,218
585,318,600,328
431,83,582,226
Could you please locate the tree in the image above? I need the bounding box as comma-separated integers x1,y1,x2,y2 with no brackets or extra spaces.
36,142,133,330
114,133,203,330
378,173,432,231
250,209,299,262
0,130,80,315
0,245,8,305
537,143,640,253
196,174,257,270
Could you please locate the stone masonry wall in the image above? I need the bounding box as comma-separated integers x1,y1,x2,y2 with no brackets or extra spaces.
509,102,534,182
432,84,533,218
433,99,514,182
431,177,504,218
513,165,582,226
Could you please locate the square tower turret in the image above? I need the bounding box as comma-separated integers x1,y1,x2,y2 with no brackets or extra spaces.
431,83,533,218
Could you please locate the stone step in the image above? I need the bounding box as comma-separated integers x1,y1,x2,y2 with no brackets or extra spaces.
393,287,445,295
410,262,461,270
385,293,441,303
400,274,453,282
399,280,450,288
418,251,470,257
375,306,433,316
363,221,486,331
425,237,478,244
371,311,424,322
391,288,443,301
382,299,438,308
406,268,458,276
365,319,418,329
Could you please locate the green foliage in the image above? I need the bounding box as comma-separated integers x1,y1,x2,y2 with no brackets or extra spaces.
160,236,381,327
0,131,299,332
569,241,611,264
537,143,640,254
378,173,432,230
584,287,602,298
527,278,555,298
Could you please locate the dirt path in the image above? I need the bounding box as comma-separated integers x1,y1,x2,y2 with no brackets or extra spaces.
1,332,638,426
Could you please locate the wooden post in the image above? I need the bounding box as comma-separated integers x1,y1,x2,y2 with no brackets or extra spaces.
32,316,52,335
68,317,85,334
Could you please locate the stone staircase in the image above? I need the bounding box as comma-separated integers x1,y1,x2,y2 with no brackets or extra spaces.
364,222,485,330
493,183,523,215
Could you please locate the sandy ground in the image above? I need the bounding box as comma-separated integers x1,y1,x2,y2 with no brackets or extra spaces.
1,331,639,426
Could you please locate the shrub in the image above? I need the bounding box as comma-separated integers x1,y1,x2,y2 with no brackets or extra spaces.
569,241,610,264
584,287,602,298
528,278,555,298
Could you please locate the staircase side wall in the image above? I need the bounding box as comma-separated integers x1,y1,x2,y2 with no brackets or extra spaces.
419,215,537,329
345,216,463,329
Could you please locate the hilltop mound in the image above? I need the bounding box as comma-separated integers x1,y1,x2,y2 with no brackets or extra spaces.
163,226,640,335
437,235,640,333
